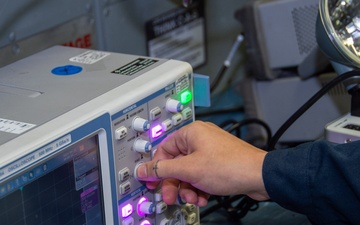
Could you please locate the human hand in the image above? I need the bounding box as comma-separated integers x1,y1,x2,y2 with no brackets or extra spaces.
135,121,269,206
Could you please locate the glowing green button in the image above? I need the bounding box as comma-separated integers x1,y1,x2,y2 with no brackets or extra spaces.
180,90,192,104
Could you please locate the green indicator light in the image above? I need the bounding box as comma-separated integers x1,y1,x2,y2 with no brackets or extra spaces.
180,90,192,104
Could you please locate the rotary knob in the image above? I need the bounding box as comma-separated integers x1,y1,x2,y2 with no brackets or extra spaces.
133,117,150,132
138,201,155,215
166,99,184,113
133,138,152,153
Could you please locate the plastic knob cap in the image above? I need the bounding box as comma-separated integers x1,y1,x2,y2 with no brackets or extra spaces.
133,117,150,132
139,202,155,215
133,139,152,153
166,99,184,113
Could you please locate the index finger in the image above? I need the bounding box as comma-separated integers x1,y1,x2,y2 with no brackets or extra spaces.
152,125,192,161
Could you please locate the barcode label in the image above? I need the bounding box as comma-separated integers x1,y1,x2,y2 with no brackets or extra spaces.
70,50,110,64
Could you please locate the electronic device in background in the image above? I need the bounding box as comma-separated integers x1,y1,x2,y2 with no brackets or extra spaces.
239,73,350,146
0,46,200,225
233,0,352,145
235,0,326,81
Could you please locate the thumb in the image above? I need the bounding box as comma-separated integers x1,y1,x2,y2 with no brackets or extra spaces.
135,159,174,181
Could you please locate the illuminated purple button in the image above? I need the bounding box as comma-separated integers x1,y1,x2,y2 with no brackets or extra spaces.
151,125,163,138
122,203,133,218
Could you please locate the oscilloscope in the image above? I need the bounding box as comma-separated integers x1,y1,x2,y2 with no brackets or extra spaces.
0,46,200,225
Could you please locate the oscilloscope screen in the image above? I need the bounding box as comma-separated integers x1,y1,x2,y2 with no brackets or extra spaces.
0,135,105,225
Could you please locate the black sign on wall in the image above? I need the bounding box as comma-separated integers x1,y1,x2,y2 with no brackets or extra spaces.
145,1,206,69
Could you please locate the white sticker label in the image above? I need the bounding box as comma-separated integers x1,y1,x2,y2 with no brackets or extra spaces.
70,50,110,64
148,19,206,68
176,75,190,94
0,118,36,134
146,3,206,68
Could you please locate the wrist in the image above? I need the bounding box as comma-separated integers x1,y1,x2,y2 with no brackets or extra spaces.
247,150,270,201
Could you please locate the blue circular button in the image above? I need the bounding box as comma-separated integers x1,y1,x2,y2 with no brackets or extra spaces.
51,65,82,76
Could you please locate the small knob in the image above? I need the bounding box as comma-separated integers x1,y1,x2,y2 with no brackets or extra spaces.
166,99,184,113
133,117,150,132
133,138,152,153
138,201,155,215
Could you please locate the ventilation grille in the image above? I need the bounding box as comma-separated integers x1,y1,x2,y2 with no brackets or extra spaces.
292,4,319,55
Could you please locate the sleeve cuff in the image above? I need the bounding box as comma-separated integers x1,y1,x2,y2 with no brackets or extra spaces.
262,143,314,215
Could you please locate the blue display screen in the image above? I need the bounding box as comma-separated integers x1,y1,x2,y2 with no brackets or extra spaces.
0,135,104,225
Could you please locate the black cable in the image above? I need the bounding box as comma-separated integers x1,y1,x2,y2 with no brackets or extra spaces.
219,119,240,137
219,119,238,128
195,106,244,117
218,118,272,147
228,196,259,220
225,118,272,148
200,195,244,218
268,70,360,151
200,195,260,221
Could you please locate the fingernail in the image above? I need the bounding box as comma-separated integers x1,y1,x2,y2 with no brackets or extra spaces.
136,163,147,180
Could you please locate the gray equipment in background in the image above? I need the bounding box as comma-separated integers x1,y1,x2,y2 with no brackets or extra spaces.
239,74,350,145
235,0,350,144
235,0,328,80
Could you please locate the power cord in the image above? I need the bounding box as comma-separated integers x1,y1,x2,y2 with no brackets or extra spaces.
200,195,259,221
195,106,244,118
267,70,360,151
225,118,272,149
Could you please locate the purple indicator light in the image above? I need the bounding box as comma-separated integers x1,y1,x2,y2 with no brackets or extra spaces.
140,220,151,225
151,125,163,138
122,203,133,218
139,197,148,204
137,197,148,216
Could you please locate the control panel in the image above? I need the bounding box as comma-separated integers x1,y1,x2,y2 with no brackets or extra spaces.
0,46,200,225
112,76,200,225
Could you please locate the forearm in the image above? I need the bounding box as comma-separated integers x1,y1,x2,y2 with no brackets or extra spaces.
263,140,360,224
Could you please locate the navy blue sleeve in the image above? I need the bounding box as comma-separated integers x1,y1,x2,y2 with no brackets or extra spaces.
263,140,360,224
